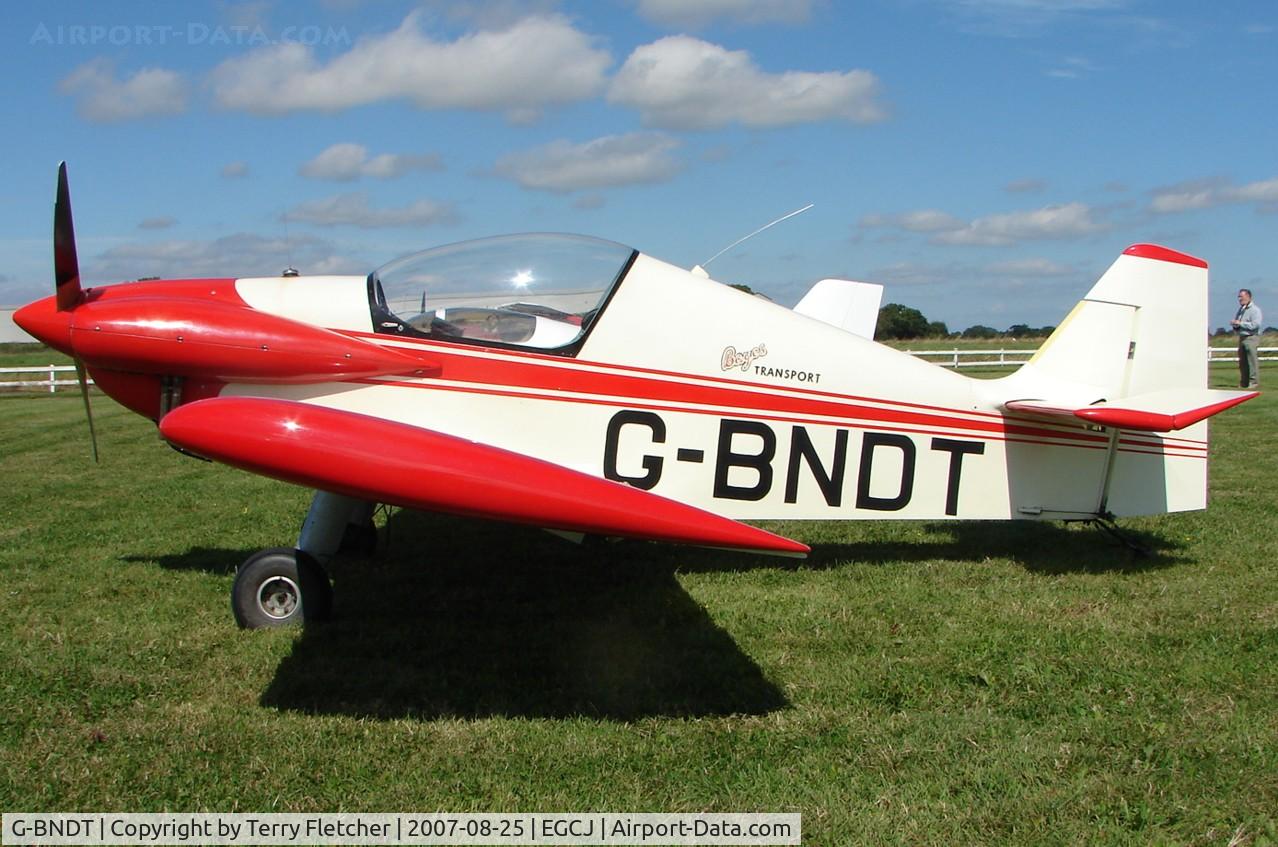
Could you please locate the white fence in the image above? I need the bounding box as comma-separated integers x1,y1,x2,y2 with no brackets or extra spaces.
907,348,1038,368
906,346,1278,369
3,348,1275,393
0,365,89,393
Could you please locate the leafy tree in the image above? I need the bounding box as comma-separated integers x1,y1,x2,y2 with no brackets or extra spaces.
727,282,773,302
1006,323,1059,338
926,320,950,338
962,324,999,339
876,303,931,339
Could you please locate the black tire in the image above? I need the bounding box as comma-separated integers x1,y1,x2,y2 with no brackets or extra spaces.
231,548,332,629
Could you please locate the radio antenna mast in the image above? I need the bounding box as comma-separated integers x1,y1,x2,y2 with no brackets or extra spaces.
282,215,299,277
695,203,814,275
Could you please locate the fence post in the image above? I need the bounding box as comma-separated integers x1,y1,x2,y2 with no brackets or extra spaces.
48,364,56,394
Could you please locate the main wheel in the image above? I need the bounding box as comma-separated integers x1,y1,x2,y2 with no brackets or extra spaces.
231,547,332,629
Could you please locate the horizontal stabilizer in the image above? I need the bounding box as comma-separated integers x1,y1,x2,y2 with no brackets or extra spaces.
160,397,809,557
1004,388,1257,432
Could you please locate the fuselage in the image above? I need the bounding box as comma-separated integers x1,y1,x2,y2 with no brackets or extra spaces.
16,236,1210,523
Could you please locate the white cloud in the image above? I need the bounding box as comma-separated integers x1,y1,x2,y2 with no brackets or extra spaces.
862,202,1107,246
493,133,682,193
221,161,250,179
1046,56,1100,79
983,258,1075,276
608,36,885,130
222,1,272,29
635,0,818,28
1232,177,1278,205
90,233,364,282
860,209,965,233
59,59,187,122
432,1,565,29
282,192,457,228
300,143,443,181
1149,180,1220,213
138,217,176,230
1005,178,1047,193
859,256,1076,290
1150,176,1278,214
937,0,1131,37
211,12,610,120
865,261,956,286
936,203,1106,245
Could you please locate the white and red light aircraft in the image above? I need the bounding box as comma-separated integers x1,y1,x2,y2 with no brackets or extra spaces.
16,165,1257,627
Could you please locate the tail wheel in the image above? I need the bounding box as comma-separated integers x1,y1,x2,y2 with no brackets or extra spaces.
232,548,332,629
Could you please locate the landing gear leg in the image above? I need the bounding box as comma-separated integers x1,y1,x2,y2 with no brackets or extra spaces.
298,491,376,561
338,501,379,556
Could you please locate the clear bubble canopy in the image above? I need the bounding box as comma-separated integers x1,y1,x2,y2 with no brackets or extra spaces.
371,234,636,350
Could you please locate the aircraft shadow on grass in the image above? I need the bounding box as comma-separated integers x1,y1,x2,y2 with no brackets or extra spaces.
694,517,1190,577
141,510,789,721
138,510,1186,721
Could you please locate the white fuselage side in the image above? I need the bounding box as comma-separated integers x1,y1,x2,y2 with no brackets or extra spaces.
221,252,1210,523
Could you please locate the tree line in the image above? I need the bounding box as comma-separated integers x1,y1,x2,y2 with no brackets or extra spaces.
1212,325,1277,337
874,303,1056,341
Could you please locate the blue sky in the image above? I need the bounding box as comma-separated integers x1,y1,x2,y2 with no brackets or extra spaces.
1,0,1274,332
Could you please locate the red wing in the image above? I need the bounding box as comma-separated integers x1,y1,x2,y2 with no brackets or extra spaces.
158,397,808,557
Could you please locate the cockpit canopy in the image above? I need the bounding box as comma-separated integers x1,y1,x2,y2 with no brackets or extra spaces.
370,233,636,351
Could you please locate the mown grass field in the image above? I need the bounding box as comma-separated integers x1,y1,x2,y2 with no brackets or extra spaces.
0,347,1275,845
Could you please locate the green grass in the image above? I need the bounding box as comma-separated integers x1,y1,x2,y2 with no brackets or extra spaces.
0,342,73,368
0,364,1276,845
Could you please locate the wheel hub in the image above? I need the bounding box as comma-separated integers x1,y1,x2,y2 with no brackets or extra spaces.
257,575,300,620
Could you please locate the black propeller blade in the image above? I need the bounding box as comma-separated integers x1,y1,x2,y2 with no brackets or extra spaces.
54,162,82,312
74,360,100,463
52,162,99,462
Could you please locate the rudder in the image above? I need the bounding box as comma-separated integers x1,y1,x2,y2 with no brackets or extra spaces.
1010,244,1208,405
992,245,1254,517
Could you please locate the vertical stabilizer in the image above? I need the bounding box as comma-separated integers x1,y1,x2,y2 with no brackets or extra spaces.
991,245,1246,518
793,279,884,339
1000,244,1209,407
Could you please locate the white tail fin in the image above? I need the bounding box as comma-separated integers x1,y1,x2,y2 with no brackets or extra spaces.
793,279,884,339
1003,245,1212,404
991,245,1257,517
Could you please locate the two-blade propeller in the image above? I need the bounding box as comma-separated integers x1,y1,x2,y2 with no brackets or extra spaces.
53,162,99,462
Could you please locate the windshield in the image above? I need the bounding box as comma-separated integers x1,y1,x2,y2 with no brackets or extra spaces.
370,234,636,351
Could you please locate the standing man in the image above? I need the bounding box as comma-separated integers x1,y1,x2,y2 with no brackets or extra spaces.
1231,289,1263,389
